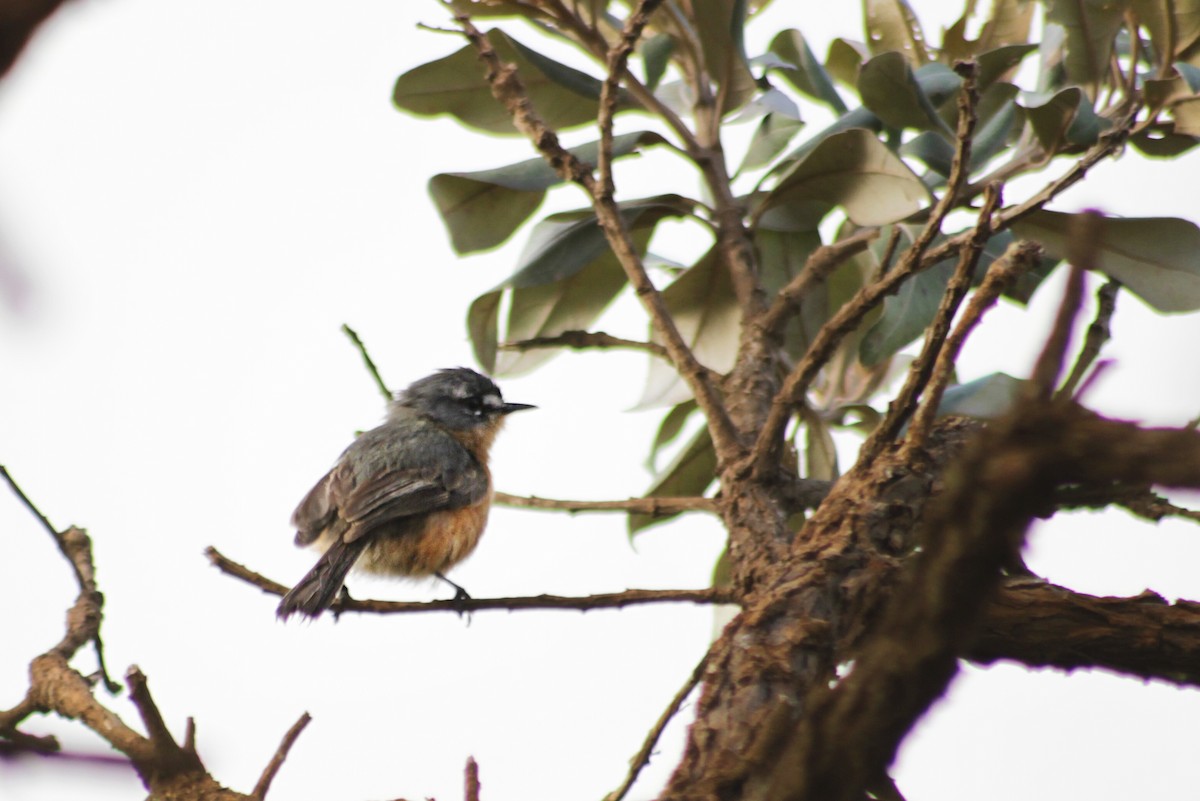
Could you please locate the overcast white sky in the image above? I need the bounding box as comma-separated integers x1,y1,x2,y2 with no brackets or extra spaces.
3,2,1200,800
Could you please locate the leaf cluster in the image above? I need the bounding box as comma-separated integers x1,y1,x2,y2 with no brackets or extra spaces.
395,0,1200,530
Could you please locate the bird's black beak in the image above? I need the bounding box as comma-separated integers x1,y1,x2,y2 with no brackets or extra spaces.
501,402,536,415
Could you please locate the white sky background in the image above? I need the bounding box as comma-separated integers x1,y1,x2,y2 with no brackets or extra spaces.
2,1,1200,800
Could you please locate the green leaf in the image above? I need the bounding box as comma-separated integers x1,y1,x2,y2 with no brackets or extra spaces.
975,43,1039,89
1046,0,1129,95
1171,96,1200,136
943,0,1037,60
859,228,1049,364
394,29,619,134
636,249,740,408
857,52,956,132
1012,210,1200,312
429,131,666,253
864,0,931,64
826,37,869,86
497,251,632,376
738,113,806,173
642,33,675,90
756,228,825,362
757,128,930,231
1023,87,1111,154
935,372,1026,419
692,0,758,113
1130,129,1200,157
629,426,716,536
467,196,695,374
467,290,503,372
1144,71,1193,114
802,407,840,480
647,401,699,471
1131,0,1200,66
510,196,693,288
768,29,848,113
900,131,954,176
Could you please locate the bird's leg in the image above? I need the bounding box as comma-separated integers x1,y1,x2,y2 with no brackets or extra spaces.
434,572,471,601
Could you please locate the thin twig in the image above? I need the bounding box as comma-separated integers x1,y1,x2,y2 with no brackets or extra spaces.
1056,278,1120,400
761,229,880,338
252,712,312,800
0,464,59,542
536,0,699,150
341,323,392,400
494,492,716,515
865,184,1002,459
207,547,735,612
597,0,665,200
875,226,903,278
499,330,669,360
1030,263,1088,401
1,468,120,691
902,241,1044,453
603,651,711,801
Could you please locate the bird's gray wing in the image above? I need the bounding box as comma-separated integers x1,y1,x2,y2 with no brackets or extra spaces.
291,464,350,545
338,467,455,542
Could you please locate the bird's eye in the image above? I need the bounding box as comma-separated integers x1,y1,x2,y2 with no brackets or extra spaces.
465,397,485,416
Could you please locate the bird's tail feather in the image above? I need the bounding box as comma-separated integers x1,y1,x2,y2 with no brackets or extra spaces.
277,538,369,620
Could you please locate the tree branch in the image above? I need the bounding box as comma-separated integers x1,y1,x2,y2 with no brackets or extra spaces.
750,63,982,478
603,651,710,801
252,712,312,800
760,229,880,339
494,491,716,515
1057,278,1120,401
972,579,1200,687
756,402,1200,801
451,12,742,464
342,323,392,400
207,546,735,612
901,239,1042,453
596,0,664,200
865,183,1001,460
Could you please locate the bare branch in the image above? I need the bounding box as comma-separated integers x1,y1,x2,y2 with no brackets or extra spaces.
750,63,981,478
597,0,664,200
2,465,120,691
341,323,392,400
864,183,1002,460
494,492,716,515
252,712,312,800
208,546,735,612
535,0,699,150
499,330,669,360
465,756,481,801
603,651,710,801
757,402,1200,801
973,579,1200,687
0,463,59,543
1057,278,1120,400
760,229,880,338
1029,262,1087,400
903,241,1043,452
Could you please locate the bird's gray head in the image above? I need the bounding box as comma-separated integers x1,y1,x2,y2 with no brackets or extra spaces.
391,367,535,430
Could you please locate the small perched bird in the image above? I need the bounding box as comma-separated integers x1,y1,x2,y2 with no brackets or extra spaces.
277,367,534,619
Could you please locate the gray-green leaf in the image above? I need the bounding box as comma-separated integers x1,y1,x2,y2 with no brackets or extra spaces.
1012,210,1200,312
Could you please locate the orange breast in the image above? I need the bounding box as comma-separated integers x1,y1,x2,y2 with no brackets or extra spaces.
357,495,492,577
